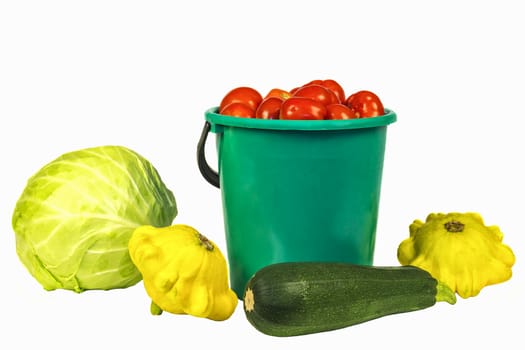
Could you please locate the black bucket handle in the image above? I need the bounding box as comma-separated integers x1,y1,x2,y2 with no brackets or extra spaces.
197,121,220,188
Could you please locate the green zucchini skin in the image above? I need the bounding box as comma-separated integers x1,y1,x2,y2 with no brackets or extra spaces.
243,262,442,337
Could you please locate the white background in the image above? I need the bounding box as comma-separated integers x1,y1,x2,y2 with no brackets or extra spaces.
1,1,524,348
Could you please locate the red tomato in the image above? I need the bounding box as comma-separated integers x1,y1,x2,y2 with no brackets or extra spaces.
219,87,263,113
320,79,345,103
289,86,300,95
326,103,358,120
302,79,323,86
255,97,283,119
264,88,291,101
346,90,384,118
280,97,327,120
292,84,339,105
220,102,256,118
303,79,345,103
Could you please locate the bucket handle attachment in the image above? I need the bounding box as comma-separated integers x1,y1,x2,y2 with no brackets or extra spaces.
197,121,220,188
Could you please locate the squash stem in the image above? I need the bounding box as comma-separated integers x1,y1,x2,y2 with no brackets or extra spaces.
435,281,457,305
150,301,163,315
444,220,464,233
198,233,214,251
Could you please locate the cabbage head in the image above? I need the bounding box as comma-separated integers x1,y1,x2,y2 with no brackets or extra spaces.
12,145,177,292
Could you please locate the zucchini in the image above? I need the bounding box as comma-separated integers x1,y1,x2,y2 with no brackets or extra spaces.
243,262,456,337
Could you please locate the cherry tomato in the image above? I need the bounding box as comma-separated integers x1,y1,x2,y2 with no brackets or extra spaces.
292,84,339,105
220,102,256,118
320,79,345,103
326,103,358,120
346,90,384,118
304,79,323,85
289,86,300,95
264,88,291,101
255,97,283,119
219,87,263,113
303,79,345,103
280,97,327,120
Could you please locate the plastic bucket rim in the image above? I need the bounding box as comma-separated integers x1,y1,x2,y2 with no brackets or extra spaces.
205,106,396,132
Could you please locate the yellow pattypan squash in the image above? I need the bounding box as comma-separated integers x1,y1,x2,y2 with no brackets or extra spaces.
397,212,515,298
128,224,238,321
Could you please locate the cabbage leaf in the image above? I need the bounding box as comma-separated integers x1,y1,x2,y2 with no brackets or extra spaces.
12,145,177,292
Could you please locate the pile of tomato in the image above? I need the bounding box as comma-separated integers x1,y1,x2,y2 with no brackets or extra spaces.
218,79,385,120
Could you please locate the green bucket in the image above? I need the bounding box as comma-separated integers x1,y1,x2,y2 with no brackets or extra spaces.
197,107,396,298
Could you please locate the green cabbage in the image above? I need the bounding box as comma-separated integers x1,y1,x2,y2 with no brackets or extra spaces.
12,145,177,292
